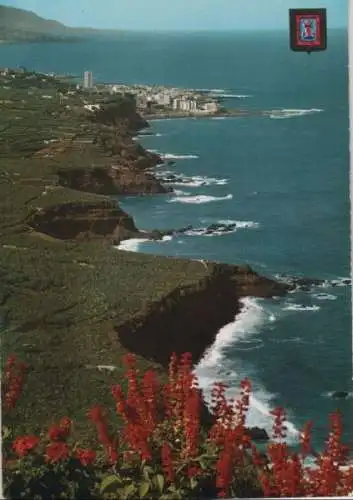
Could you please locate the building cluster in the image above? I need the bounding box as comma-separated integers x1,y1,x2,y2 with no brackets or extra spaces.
0,67,25,77
77,72,221,114
108,84,221,114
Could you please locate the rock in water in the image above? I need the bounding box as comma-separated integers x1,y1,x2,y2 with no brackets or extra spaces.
331,391,349,399
245,427,270,442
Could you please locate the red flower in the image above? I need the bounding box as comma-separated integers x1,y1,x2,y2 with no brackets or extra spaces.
300,421,313,457
76,448,96,466
46,442,70,463
187,465,202,478
3,357,28,411
48,423,70,441
12,435,39,457
87,406,104,423
161,443,174,483
59,417,72,431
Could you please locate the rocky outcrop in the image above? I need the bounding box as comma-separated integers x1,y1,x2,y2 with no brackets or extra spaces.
117,265,288,367
246,427,270,442
57,165,171,196
331,391,349,399
27,200,141,241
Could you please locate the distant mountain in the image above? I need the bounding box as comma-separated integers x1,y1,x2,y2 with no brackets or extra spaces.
0,5,121,42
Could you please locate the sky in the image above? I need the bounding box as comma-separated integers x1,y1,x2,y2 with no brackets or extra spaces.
1,0,348,31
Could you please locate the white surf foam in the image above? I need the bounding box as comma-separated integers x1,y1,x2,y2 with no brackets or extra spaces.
173,189,191,196
195,297,299,443
218,94,253,99
170,175,229,187
268,108,324,120
218,219,260,229
195,88,226,93
328,277,352,287
115,235,172,252
115,238,149,252
168,194,233,204
283,303,321,312
197,298,267,368
162,153,199,160
312,293,337,301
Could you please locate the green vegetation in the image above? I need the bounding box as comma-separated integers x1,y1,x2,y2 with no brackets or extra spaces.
0,69,230,443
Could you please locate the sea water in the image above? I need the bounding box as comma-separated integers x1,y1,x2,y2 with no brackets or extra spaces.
2,29,350,451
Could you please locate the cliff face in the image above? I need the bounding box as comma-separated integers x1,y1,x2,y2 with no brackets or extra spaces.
56,100,170,197
27,200,140,241
117,265,288,367
57,165,171,196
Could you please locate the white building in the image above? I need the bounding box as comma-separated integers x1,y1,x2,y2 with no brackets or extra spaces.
202,101,219,113
172,98,181,110
83,71,93,89
153,93,172,107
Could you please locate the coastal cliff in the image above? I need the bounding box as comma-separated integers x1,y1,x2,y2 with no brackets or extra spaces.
0,70,288,439
118,264,287,367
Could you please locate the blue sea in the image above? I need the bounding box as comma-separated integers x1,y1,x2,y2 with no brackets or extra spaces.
2,29,351,452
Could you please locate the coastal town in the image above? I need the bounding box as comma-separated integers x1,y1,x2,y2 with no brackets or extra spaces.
83,70,222,115
0,66,259,119
0,68,244,119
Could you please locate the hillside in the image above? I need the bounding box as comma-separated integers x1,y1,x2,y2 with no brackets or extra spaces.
0,4,120,42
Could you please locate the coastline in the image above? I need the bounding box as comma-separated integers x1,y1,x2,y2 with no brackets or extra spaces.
143,108,264,121
0,69,291,441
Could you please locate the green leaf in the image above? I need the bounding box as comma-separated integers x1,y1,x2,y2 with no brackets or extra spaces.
100,475,121,494
156,473,165,493
199,459,208,470
139,481,150,497
190,477,198,490
2,426,11,439
142,465,154,480
124,483,136,498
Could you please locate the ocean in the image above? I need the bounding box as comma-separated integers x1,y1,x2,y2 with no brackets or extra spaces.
2,28,351,452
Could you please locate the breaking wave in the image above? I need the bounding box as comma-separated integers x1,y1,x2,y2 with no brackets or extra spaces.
195,297,300,443
168,194,233,204
162,153,199,160
115,235,172,252
268,108,324,120
115,238,150,252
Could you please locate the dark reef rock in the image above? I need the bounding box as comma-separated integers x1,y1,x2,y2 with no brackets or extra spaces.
277,275,325,292
245,427,270,442
331,391,349,399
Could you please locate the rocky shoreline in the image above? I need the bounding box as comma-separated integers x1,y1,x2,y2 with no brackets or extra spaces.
0,70,329,441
